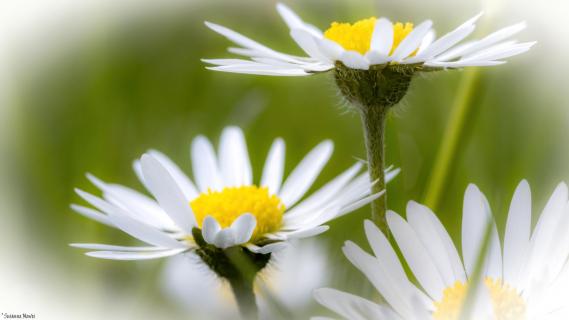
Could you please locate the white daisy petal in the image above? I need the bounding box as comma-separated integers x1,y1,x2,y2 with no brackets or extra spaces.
279,140,333,207
148,149,199,200
218,126,252,186
281,225,329,239
391,20,433,61
191,135,223,191
260,138,285,194
385,167,401,183
86,248,187,261
339,51,370,70
231,213,257,244
409,24,475,62
314,288,400,320
213,228,236,249
387,211,446,300
207,65,312,76
71,204,114,228
456,21,527,58
406,201,460,286
365,50,389,65
364,220,409,288
336,191,384,218
202,58,262,66
370,18,394,56
461,41,535,62
417,30,436,55
86,174,176,230
290,29,331,63
70,243,167,251
503,180,531,288
523,183,568,286
414,11,482,61
202,216,222,245
276,2,323,37
426,60,506,68
76,189,185,248
461,184,501,279
413,202,466,283
247,242,288,254
285,162,362,219
141,154,196,233
342,241,415,318
226,47,311,64
315,38,345,62
205,21,281,57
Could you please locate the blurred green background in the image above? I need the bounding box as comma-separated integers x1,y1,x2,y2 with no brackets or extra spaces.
4,0,569,318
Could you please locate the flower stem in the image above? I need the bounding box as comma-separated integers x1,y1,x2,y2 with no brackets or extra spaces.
360,106,389,235
228,275,258,320
224,246,259,320
423,69,481,210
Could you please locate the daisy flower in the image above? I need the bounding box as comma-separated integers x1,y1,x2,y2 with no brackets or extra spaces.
314,180,569,319
203,3,534,233
162,239,328,319
204,3,534,75
70,126,399,260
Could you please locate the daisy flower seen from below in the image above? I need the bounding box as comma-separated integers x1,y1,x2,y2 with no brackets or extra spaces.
70,126,398,317
203,3,534,234
314,180,569,319
162,239,328,319
204,3,533,74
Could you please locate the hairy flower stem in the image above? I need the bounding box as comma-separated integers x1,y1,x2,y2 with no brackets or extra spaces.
360,106,389,234
226,247,259,320
333,62,415,235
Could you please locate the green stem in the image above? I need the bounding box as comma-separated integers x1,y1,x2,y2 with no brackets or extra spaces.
224,246,259,320
228,276,258,320
360,106,389,235
423,68,481,210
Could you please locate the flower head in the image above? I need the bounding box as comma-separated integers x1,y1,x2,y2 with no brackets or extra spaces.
314,181,569,319
204,3,534,75
70,126,399,262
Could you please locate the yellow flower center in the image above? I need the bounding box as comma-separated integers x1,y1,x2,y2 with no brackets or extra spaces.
190,186,285,242
433,278,527,320
324,17,414,55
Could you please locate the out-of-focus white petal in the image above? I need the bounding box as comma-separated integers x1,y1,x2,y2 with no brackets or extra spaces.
191,135,223,192
218,126,252,187
503,180,532,289
260,138,285,194
314,288,400,320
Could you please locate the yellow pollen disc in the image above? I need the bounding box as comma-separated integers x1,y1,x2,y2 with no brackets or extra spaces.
323,17,414,55
433,278,527,320
190,186,285,242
